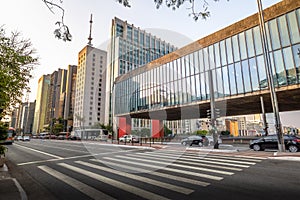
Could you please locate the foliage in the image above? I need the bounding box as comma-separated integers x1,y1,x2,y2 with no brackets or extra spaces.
117,0,224,21
0,145,7,156
42,0,72,41
220,130,230,136
163,125,172,137
194,129,208,136
94,123,114,133
131,128,151,137
0,122,8,141
0,27,37,118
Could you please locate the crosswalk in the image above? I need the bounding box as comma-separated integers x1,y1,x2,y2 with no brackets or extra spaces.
37,150,266,200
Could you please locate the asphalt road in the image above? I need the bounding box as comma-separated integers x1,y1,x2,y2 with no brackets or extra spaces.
5,139,300,200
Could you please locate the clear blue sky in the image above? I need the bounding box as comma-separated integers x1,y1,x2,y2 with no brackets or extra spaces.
1,0,298,127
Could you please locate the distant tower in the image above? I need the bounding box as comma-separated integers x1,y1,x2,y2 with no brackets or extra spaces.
87,14,93,46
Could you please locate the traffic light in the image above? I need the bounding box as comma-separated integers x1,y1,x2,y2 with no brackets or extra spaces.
207,109,211,119
215,108,220,118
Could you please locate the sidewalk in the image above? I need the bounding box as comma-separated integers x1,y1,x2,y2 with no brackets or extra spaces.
0,163,27,200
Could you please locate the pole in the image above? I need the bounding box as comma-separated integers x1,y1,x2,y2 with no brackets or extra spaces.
260,96,268,136
257,0,285,151
208,70,219,149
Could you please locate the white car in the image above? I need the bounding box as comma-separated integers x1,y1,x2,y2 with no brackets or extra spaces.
119,135,139,143
22,136,30,141
205,135,222,146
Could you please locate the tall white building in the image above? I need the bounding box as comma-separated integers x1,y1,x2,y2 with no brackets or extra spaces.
73,45,107,128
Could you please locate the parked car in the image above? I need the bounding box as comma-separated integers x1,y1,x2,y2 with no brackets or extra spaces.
205,135,222,146
180,136,204,146
57,135,67,140
22,136,30,141
249,135,300,152
119,135,139,143
68,135,81,140
15,136,23,141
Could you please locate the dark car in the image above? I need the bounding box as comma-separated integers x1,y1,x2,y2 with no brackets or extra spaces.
249,135,300,152
181,136,204,146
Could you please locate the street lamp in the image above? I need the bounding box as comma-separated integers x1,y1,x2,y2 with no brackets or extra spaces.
257,0,285,152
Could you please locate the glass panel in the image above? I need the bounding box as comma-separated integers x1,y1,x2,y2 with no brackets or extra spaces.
257,56,268,89
186,76,192,103
200,73,207,100
246,29,255,58
203,47,209,71
269,52,278,87
265,23,272,51
195,74,201,100
273,50,287,86
220,40,227,66
235,62,244,94
181,57,186,78
269,19,281,50
287,11,300,44
249,58,259,91
232,35,240,62
212,69,218,98
292,44,300,82
191,76,196,101
228,64,237,95
209,45,216,69
222,66,230,96
253,26,263,55
216,67,224,97
242,60,252,93
226,38,233,64
194,51,200,74
185,55,191,77
174,80,178,104
282,47,297,85
199,49,204,73
205,71,210,99
189,53,195,75
239,32,247,60
177,79,182,104
214,43,221,67
182,78,187,104
278,15,290,47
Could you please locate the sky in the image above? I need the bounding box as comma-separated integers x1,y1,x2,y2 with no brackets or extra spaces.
1,0,299,127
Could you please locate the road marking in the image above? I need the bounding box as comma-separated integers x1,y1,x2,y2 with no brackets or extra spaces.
75,161,194,195
103,157,223,181
22,142,89,153
133,153,243,171
145,151,256,165
58,163,171,200
14,144,63,159
91,159,210,187
114,155,234,175
142,152,251,168
38,165,115,200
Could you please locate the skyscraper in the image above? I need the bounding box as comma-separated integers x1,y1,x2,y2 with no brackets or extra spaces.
32,74,50,134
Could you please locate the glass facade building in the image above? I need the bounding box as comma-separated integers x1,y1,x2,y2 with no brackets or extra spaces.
114,1,300,117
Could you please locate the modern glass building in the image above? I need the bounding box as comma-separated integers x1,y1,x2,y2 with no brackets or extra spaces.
114,0,300,123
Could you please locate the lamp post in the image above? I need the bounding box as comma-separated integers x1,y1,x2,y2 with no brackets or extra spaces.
257,0,285,152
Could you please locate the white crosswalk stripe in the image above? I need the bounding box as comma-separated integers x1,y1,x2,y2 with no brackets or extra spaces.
37,150,264,200
58,163,171,200
75,160,194,195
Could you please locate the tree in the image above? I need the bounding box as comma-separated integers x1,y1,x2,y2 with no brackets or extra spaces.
0,27,38,119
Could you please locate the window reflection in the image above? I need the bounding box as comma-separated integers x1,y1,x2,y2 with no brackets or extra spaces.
246,29,255,58
239,32,247,60
253,26,263,55
235,62,244,94
242,60,252,93
216,67,224,97
249,58,260,91
232,35,240,62
283,47,297,84
292,44,300,82
214,43,221,67
220,41,227,66
287,11,300,44
278,15,290,47
228,64,237,95
273,50,287,86
222,66,230,96
226,38,233,64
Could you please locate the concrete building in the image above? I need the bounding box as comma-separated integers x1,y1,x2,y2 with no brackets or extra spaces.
73,45,107,128
32,74,50,134
63,65,77,131
107,17,178,135
45,69,67,125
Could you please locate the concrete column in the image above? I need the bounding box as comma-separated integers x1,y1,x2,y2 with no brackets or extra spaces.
152,120,164,138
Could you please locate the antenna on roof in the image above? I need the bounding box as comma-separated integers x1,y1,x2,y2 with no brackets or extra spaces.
88,14,93,46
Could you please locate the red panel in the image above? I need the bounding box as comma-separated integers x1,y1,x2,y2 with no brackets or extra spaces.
118,117,131,137
152,120,164,138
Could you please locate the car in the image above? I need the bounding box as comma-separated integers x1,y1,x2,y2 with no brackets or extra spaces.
68,135,81,140
22,136,30,141
249,135,300,153
57,135,67,140
119,135,139,143
180,136,204,146
15,136,23,141
205,135,222,146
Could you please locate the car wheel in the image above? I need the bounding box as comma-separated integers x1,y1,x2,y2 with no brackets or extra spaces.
288,145,298,153
199,142,203,147
253,144,261,151
182,141,187,146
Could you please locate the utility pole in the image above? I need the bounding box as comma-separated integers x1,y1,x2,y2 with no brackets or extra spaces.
257,0,285,151
260,96,268,136
208,70,219,149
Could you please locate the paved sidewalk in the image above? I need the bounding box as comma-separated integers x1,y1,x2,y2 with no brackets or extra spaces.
0,163,27,200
